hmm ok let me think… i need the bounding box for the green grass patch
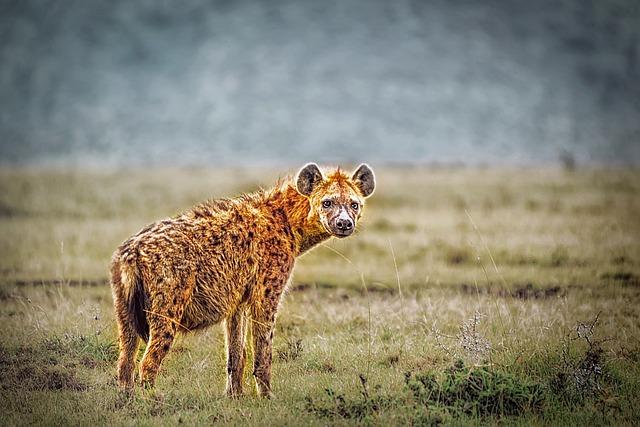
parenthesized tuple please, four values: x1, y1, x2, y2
(406, 360, 546, 417)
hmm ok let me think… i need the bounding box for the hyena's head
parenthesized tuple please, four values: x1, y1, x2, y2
(296, 163, 375, 238)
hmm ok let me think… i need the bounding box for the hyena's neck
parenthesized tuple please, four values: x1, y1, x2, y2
(268, 184, 331, 256)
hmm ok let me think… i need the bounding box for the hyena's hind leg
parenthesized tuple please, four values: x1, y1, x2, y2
(116, 316, 141, 389)
(139, 322, 176, 389)
(138, 276, 192, 388)
(111, 259, 141, 390)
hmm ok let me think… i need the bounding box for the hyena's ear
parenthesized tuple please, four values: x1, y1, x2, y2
(296, 163, 324, 196)
(351, 163, 375, 197)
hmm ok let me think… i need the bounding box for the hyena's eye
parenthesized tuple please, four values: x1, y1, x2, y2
(351, 202, 359, 211)
(322, 200, 332, 209)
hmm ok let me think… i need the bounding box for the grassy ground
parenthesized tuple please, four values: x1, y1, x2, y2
(0, 166, 639, 426)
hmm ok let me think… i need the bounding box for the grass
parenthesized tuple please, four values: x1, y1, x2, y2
(0, 166, 639, 425)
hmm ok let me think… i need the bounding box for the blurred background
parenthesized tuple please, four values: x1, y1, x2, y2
(1, 0, 639, 168)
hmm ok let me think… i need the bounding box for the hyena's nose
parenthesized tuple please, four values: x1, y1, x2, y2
(336, 218, 353, 231)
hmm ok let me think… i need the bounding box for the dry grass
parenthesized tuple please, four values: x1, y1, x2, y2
(0, 166, 639, 425)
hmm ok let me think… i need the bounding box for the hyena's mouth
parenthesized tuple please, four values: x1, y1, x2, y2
(332, 228, 354, 238)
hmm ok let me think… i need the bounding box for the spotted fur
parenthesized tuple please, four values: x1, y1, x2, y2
(110, 163, 375, 397)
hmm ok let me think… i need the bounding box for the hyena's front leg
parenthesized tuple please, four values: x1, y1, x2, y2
(250, 302, 278, 398)
(225, 308, 247, 398)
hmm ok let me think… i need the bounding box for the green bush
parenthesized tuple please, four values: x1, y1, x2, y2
(405, 360, 546, 417)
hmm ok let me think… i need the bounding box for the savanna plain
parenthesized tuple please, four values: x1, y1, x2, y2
(0, 166, 639, 426)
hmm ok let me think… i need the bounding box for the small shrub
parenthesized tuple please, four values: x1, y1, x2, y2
(550, 314, 613, 405)
(458, 312, 491, 364)
(432, 311, 492, 364)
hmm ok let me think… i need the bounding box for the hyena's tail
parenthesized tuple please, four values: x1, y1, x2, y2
(111, 251, 150, 342)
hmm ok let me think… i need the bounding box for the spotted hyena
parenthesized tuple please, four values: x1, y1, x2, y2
(110, 163, 375, 397)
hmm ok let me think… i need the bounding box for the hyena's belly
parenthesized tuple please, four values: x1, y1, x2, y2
(180, 278, 246, 332)
(181, 300, 225, 331)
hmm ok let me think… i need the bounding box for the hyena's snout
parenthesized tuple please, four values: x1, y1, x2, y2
(335, 217, 353, 234)
(332, 209, 355, 237)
